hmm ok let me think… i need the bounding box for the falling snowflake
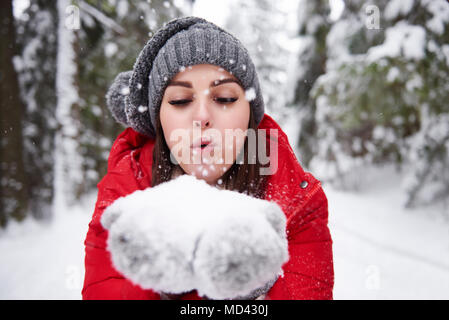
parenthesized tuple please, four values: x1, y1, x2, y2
(120, 86, 130, 95)
(138, 105, 148, 113)
(245, 87, 256, 101)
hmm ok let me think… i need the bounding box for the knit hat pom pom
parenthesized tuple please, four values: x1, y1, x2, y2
(106, 71, 133, 127)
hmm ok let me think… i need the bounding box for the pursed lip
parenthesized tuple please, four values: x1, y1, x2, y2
(191, 137, 214, 149)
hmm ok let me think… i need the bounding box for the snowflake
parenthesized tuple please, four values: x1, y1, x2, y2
(245, 87, 256, 101)
(120, 86, 130, 95)
(138, 105, 148, 113)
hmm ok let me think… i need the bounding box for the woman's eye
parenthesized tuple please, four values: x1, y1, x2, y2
(169, 99, 192, 106)
(168, 97, 238, 106)
(214, 97, 238, 104)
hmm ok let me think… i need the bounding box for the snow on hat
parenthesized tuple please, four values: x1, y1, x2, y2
(106, 16, 265, 139)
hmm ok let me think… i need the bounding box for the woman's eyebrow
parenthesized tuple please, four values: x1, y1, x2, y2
(167, 81, 192, 88)
(167, 78, 241, 88)
(211, 78, 241, 87)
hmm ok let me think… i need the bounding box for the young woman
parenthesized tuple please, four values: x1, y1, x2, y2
(82, 16, 334, 300)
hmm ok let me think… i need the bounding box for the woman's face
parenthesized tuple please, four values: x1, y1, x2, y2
(160, 64, 250, 184)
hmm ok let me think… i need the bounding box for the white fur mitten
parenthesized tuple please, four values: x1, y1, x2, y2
(101, 175, 289, 299)
(192, 188, 288, 299)
(100, 185, 199, 294)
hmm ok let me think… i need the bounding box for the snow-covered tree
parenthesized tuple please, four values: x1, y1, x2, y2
(223, 0, 296, 123)
(310, 0, 449, 207)
(0, 0, 29, 227)
(291, 0, 332, 168)
(53, 0, 84, 210)
(401, 0, 449, 207)
(14, 0, 59, 221)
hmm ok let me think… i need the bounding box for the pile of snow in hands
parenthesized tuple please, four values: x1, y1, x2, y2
(101, 175, 289, 300)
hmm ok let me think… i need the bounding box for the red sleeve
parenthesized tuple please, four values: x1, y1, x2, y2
(265, 184, 334, 300)
(81, 185, 161, 300)
(82, 129, 161, 300)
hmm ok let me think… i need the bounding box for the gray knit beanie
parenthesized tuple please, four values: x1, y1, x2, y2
(106, 16, 265, 139)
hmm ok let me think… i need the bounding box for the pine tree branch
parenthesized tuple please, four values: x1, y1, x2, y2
(78, 0, 126, 35)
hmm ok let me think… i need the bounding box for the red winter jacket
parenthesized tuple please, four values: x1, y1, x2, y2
(82, 113, 334, 300)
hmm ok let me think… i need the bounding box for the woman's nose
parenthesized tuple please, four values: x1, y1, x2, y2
(193, 94, 212, 128)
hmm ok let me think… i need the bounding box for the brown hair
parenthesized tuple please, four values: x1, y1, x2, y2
(151, 107, 268, 199)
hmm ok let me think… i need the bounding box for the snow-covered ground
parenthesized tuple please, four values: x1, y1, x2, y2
(0, 165, 448, 299)
(0, 193, 95, 300)
(326, 165, 449, 299)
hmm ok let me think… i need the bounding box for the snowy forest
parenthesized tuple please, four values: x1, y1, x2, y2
(1, 0, 448, 299)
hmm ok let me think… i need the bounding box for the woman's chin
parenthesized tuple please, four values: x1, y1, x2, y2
(180, 163, 230, 185)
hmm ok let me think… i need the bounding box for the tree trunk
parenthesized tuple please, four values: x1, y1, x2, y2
(0, 0, 29, 227)
(293, 0, 330, 169)
(53, 0, 83, 212)
(17, 0, 59, 221)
